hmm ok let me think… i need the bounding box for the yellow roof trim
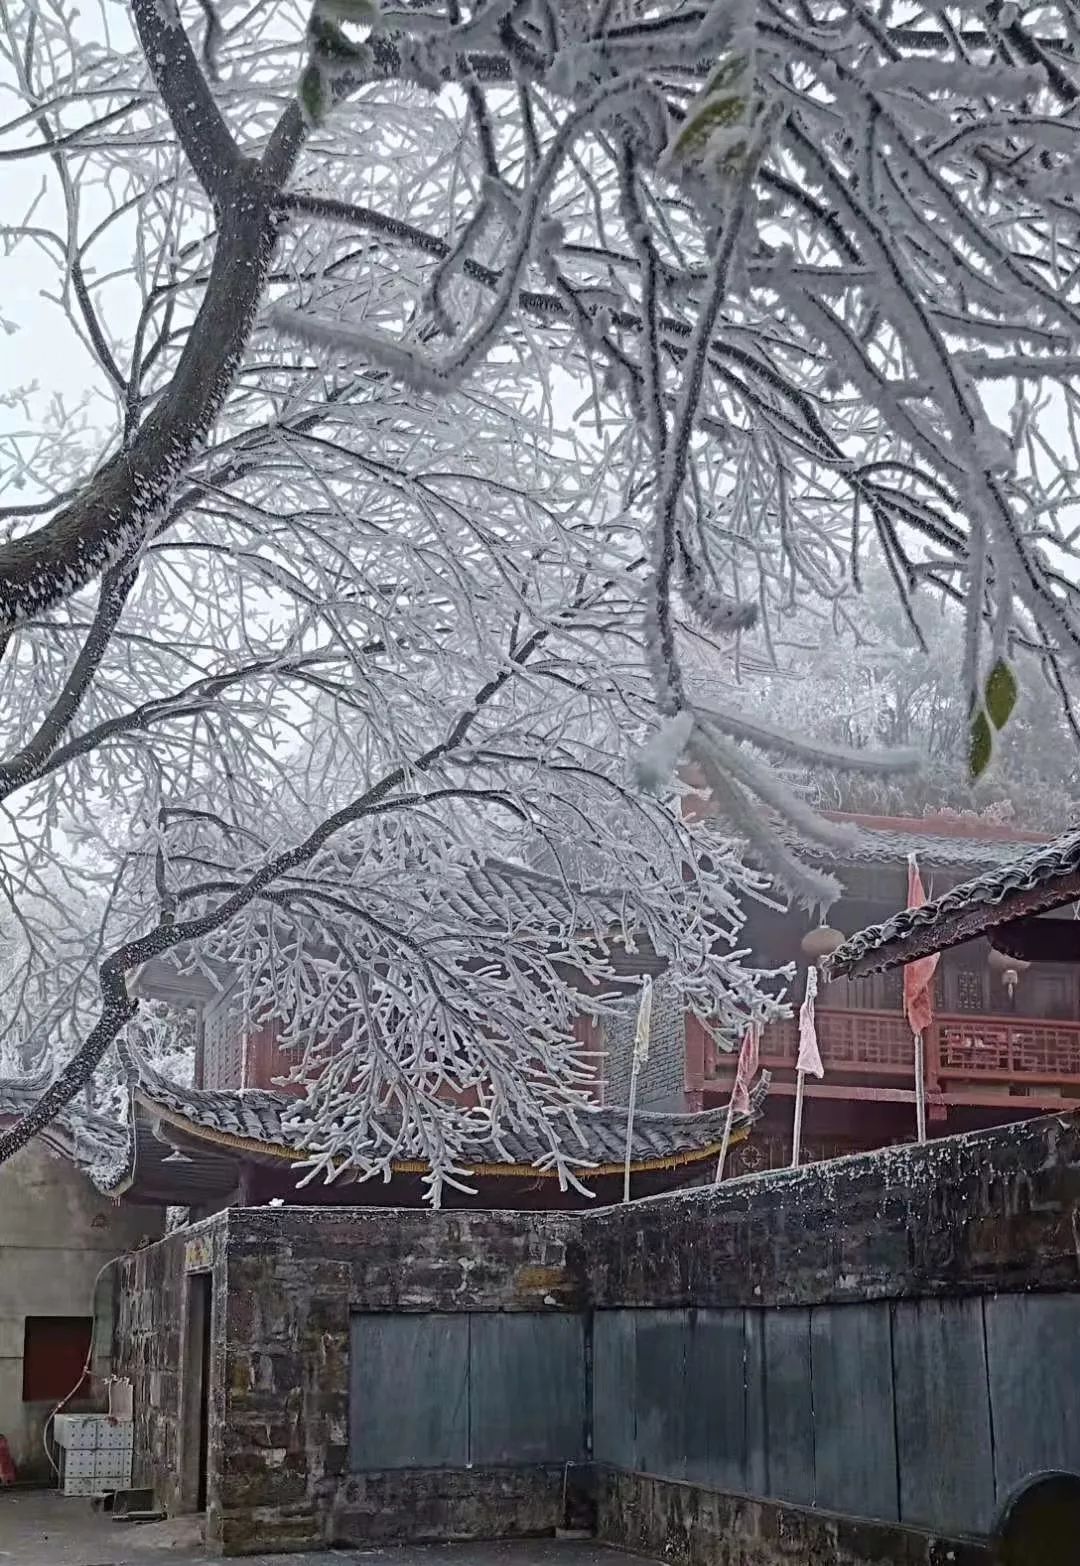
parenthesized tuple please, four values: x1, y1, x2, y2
(140, 1093, 750, 1181)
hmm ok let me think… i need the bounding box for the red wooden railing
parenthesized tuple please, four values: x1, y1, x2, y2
(705, 1007, 1080, 1089)
(936, 1016, 1080, 1085)
(759, 1009, 915, 1075)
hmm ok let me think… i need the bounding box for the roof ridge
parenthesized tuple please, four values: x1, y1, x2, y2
(828, 825, 1080, 976)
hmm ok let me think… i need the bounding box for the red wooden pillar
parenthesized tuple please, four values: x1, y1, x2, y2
(684, 1014, 708, 1113)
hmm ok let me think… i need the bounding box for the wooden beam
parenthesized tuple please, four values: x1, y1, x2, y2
(937, 1089, 1077, 1111)
(709, 1081, 925, 1104)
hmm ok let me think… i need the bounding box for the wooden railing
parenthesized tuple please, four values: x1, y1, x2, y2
(760, 1009, 915, 1074)
(706, 1007, 1080, 1088)
(936, 1016, 1080, 1085)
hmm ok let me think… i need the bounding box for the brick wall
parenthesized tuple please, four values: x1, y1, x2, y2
(584, 1116, 1080, 1565)
(585, 1111, 1080, 1310)
(596, 1471, 991, 1566)
(115, 1214, 224, 1515)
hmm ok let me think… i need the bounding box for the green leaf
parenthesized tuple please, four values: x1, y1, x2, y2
(670, 94, 750, 164)
(298, 62, 328, 127)
(668, 52, 754, 167)
(703, 52, 752, 96)
(969, 707, 993, 781)
(985, 658, 1019, 731)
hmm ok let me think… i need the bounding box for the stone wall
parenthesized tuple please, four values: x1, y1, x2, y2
(213, 1206, 582, 1553)
(327, 1467, 595, 1547)
(586, 1111, 1080, 1308)
(594, 1471, 992, 1566)
(112, 1111, 1080, 1560)
(115, 1214, 225, 1515)
(587, 1114, 1080, 1566)
(0, 1139, 160, 1479)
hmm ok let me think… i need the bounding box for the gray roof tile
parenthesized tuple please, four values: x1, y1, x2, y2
(791, 822, 1043, 872)
(133, 1055, 768, 1173)
(0, 1057, 768, 1196)
(0, 1073, 132, 1191)
(828, 827, 1080, 976)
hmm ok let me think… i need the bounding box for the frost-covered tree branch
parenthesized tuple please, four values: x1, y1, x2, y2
(4, 0, 1080, 1189)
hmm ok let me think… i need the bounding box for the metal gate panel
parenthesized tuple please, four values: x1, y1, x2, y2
(468, 1312, 586, 1465)
(892, 1297, 995, 1536)
(762, 1308, 814, 1506)
(592, 1309, 636, 1470)
(633, 1309, 688, 1480)
(744, 1309, 767, 1497)
(811, 1303, 899, 1522)
(985, 1292, 1080, 1500)
(349, 1313, 468, 1470)
(684, 1309, 747, 1492)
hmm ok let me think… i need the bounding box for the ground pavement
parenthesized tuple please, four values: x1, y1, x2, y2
(0, 1491, 654, 1566)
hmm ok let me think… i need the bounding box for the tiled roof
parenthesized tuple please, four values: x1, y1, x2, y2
(796, 818, 1043, 872)
(133, 1055, 769, 1177)
(828, 826, 1080, 977)
(0, 1056, 768, 1196)
(0, 1070, 132, 1192)
(822, 810, 1046, 845)
(444, 855, 638, 929)
(684, 786, 1043, 874)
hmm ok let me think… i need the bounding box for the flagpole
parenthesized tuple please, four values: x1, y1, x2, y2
(913, 1030, 927, 1143)
(791, 1068, 806, 1168)
(623, 976, 653, 1204)
(713, 1090, 737, 1185)
(715, 1021, 760, 1185)
(904, 853, 936, 1147)
(623, 1058, 639, 1203)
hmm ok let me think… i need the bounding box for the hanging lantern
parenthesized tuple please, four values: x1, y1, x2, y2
(801, 924, 845, 962)
(988, 944, 1030, 1000)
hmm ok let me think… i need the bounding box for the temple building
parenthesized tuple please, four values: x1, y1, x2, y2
(601, 810, 1080, 1171)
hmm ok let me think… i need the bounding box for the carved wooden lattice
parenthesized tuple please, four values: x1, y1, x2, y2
(939, 1019, 1080, 1081)
(752, 1010, 1080, 1086)
(762, 1010, 915, 1070)
(955, 970, 985, 1013)
(202, 986, 246, 1089)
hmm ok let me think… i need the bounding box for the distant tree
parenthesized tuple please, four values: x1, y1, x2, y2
(750, 557, 1080, 827)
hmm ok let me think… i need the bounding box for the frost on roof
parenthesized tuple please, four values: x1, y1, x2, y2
(828, 828, 1080, 977)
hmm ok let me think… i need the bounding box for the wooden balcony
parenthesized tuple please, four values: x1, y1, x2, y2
(701, 1007, 1080, 1110)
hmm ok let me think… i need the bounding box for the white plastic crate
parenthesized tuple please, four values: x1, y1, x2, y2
(99, 1422, 133, 1452)
(62, 1471, 99, 1498)
(59, 1449, 133, 1497)
(54, 1412, 134, 1496)
(54, 1413, 102, 1449)
(61, 1447, 96, 1479)
(61, 1473, 132, 1497)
